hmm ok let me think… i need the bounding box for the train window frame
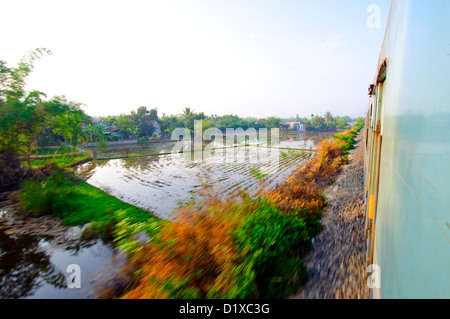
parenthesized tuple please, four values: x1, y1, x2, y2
(376, 60, 387, 136)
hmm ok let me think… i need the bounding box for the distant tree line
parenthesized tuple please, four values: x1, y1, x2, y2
(98, 109, 361, 139)
(96, 106, 159, 140)
(1, 49, 362, 166)
(290, 112, 358, 132)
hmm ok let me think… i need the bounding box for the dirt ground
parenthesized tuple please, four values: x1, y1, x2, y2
(293, 131, 370, 299)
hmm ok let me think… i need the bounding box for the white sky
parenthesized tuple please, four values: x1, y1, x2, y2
(0, 0, 391, 118)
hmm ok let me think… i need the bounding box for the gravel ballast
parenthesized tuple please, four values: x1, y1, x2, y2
(293, 131, 369, 299)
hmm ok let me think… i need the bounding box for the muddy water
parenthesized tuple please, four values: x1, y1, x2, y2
(0, 193, 122, 299)
(0, 222, 121, 299)
(75, 142, 323, 219)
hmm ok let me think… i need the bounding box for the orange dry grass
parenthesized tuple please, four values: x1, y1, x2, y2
(269, 139, 344, 215)
(121, 199, 247, 299)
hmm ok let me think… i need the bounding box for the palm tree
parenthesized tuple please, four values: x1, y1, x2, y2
(181, 107, 195, 130)
(324, 112, 332, 125)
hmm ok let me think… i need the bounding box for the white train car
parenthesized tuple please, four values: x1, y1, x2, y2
(364, 0, 450, 298)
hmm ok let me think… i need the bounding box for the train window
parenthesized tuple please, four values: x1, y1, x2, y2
(377, 60, 387, 83)
(376, 82, 384, 135)
(376, 60, 387, 135)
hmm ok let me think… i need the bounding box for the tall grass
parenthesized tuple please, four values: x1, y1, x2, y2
(112, 192, 317, 299)
(18, 164, 156, 240)
(104, 127, 361, 299)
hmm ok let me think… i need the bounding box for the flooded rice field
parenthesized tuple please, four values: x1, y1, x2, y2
(75, 147, 314, 219)
(75, 133, 334, 219)
(95, 141, 177, 158)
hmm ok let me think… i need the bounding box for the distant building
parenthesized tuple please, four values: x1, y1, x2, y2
(106, 126, 121, 138)
(280, 121, 307, 132)
(92, 120, 107, 127)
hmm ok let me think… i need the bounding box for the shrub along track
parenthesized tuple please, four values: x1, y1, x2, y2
(293, 131, 369, 299)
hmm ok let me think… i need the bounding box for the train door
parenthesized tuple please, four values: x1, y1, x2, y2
(365, 61, 386, 268)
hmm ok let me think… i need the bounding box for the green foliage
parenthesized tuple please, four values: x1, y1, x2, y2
(0, 50, 89, 168)
(114, 212, 165, 256)
(262, 256, 307, 298)
(232, 197, 317, 298)
(96, 138, 108, 151)
(355, 117, 365, 128)
(116, 115, 137, 139)
(19, 166, 79, 216)
(111, 193, 320, 299)
(45, 95, 88, 148)
(132, 106, 156, 137)
(332, 133, 356, 152)
(82, 219, 116, 241)
(19, 169, 155, 237)
(206, 260, 256, 299)
(22, 155, 87, 168)
(249, 167, 268, 180)
(281, 150, 305, 159)
(160, 277, 203, 299)
(342, 155, 349, 164)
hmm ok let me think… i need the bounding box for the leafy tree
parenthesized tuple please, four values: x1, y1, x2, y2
(0, 49, 56, 167)
(310, 115, 325, 130)
(117, 115, 137, 139)
(45, 96, 88, 149)
(355, 117, 365, 127)
(324, 112, 332, 125)
(181, 107, 195, 131)
(132, 106, 155, 137)
(159, 114, 183, 137)
(107, 117, 118, 127)
(149, 108, 158, 121)
(0, 49, 91, 170)
(335, 116, 349, 130)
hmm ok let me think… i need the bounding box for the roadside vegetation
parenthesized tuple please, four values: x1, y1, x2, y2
(98, 125, 362, 299)
(18, 163, 158, 241)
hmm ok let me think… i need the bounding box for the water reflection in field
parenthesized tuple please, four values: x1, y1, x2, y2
(278, 132, 335, 150)
(77, 133, 334, 219)
(76, 147, 313, 219)
(0, 224, 119, 299)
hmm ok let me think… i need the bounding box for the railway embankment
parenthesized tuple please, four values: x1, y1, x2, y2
(293, 131, 369, 299)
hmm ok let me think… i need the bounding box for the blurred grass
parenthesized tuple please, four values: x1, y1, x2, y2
(21, 155, 89, 167)
(18, 166, 156, 240)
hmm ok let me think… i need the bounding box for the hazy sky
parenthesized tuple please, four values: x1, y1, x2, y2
(1, 0, 391, 118)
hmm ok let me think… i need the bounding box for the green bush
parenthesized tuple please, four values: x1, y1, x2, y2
(262, 256, 307, 298)
(19, 169, 155, 238)
(232, 197, 318, 298)
(19, 167, 80, 216)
